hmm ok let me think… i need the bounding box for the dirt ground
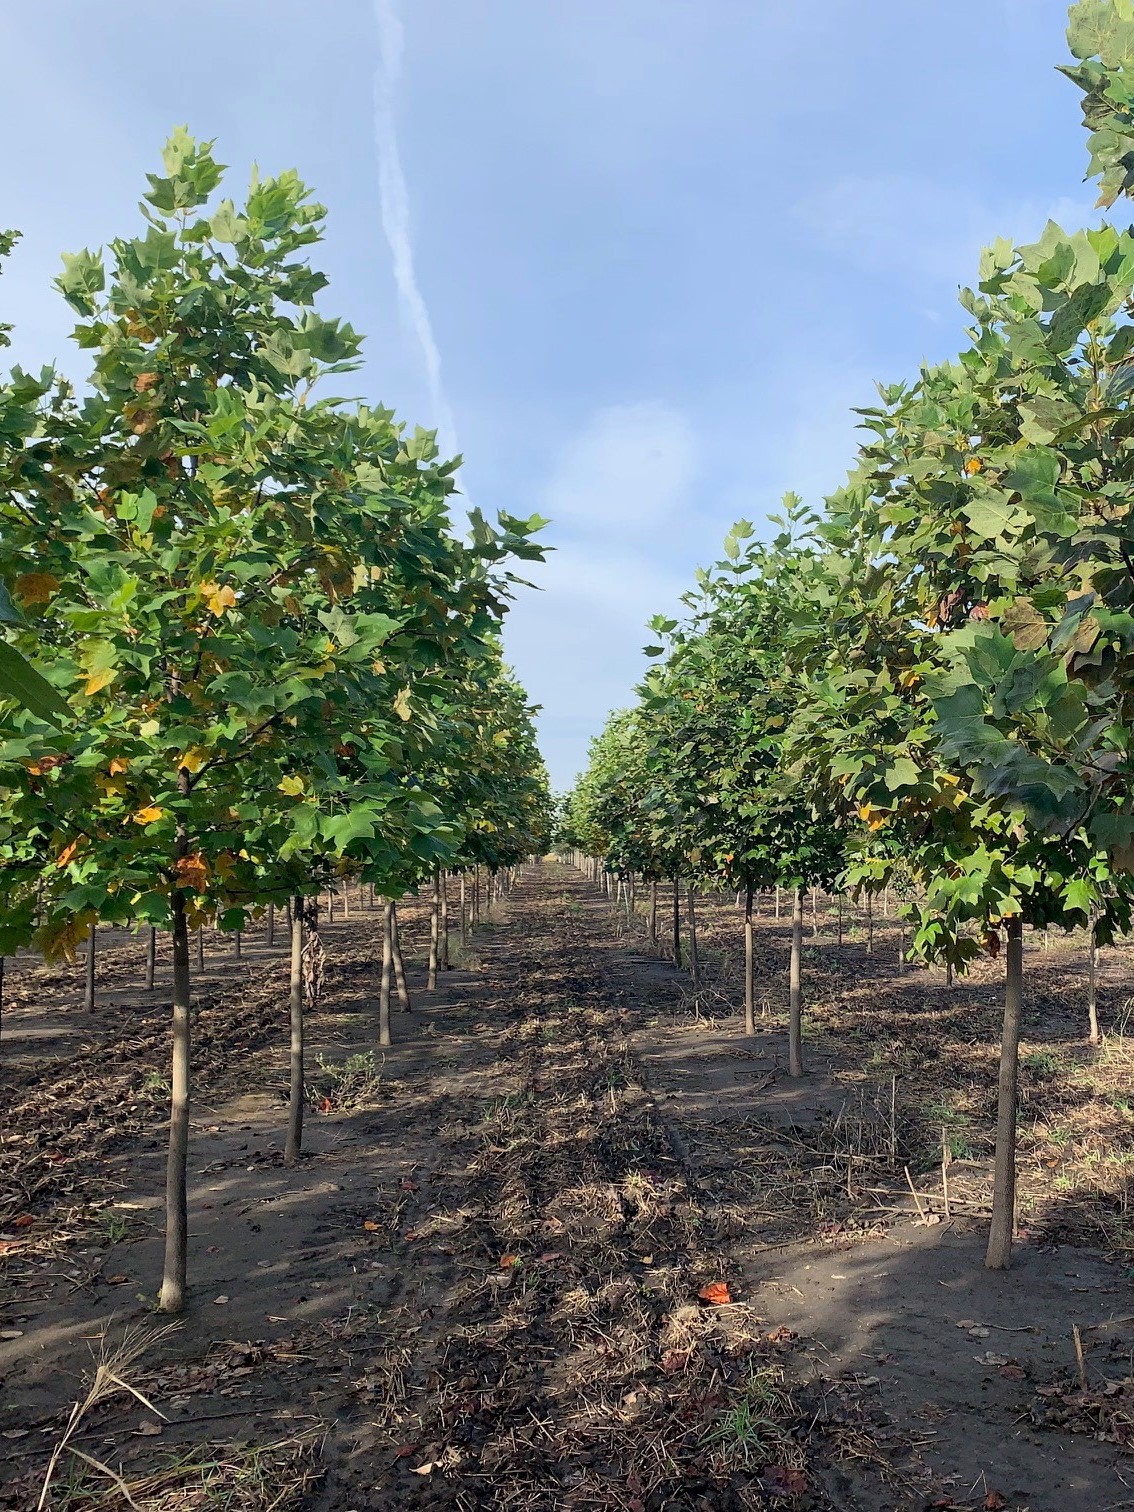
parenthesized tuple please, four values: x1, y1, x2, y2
(1, 866, 1132, 1510)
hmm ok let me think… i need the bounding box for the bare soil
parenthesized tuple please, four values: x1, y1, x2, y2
(1, 867, 1132, 1510)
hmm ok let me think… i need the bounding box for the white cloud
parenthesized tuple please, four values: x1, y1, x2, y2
(795, 173, 1097, 291)
(539, 400, 697, 537)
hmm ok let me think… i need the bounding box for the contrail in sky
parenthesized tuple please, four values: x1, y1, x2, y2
(372, 0, 459, 460)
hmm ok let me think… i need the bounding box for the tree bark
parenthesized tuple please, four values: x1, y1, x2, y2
(83, 923, 96, 1012)
(986, 917, 1024, 1270)
(441, 872, 450, 969)
(391, 903, 412, 1011)
(427, 868, 440, 990)
(379, 898, 393, 1047)
(285, 895, 304, 1165)
(789, 887, 804, 1078)
(672, 876, 682, 968)
(233, 929, 241, 960)
(145, 926, 157, 992)
(267, 901, 276, 948)
(159, 887, 192, 1313)
(744, 881, 755, 1036)
(648, 881, 658, 944)
(687, 885, 701, 988)
(1088, 919, 1100, 1046)
(196, 927, 204, 973)
(460, 872, 468, 947)
(866, 892, 874, 954)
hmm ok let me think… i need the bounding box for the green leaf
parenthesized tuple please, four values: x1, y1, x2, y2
(0, 641, 71, 726)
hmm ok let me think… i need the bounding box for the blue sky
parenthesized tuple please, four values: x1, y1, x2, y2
(0, 1, 1095, 787)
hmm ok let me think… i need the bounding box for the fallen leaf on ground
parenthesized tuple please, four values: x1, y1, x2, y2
(411, 1462, 434, 1476)
(759, 1465, 807, 1497)
(213, 1294, 230, 1305)
(499, 1254, 519, 1268)
(363, 1221, 380, 1232)
(983, 1495, 1008, 1512)
(104, 1274, 129, 1285)
(134, 1421, 163, 1437)
(999, 1364, 1027, 1380)
(698, 1281, 731, 1305)
(11, 1215, 34, 1230)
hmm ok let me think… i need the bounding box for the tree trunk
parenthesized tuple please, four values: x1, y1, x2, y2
(744, 881, 755, 1036)
(672, 876, 682, 968)
(159, 888, 192, 1313)
(379, 898, 393, 1046)
(866, 893, 874, 954)
(811, 886, 818, 937)
(196, 927, 204, 973)
(986, 917, 1024, 1270)
(391, 903, 412, 1011)
(837, 897, 843, 948)
(427, 867, 440, 991)
(267, 901, 276, 948)
(441, 872, 450, 969)
(145, 926, 157, 992)
(648, 881, 658, 944)
(285, 896, 304, 1165)
(775, 884, 781, 921)
(687, 885, 701, 988)
(1088, 918, 1100, 1046)
(460, 873, 468, 947)
(233, 929, 241, 960)
(789, 887, 804, 1078)
(83, 924, 96, 1012)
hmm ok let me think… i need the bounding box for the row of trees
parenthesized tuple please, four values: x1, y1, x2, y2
(0, 132, 551, 1310)
(561, 0, 1134, 1270)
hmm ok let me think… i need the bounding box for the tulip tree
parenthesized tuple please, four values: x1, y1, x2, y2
(0, 133, 543, 1310)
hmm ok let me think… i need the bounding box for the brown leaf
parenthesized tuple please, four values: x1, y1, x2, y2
(759, 1464, 808, 1497)
(104, 1274, 129, 1285)
(982, 1495, 1008, 1512)
(499, 1254, 519, 1269)
(999, 1364, 1026, 1381)
(134, 1421, 163, 1437)
(11, 1215, 35, 1230)
(698, 1281, 731, 1305)
(363, 1221, 380, 1232)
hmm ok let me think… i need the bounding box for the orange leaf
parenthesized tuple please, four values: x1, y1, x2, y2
(173, 854, 209, 892)
(56, 839, 81, 869)
(698, 1281, 731, 1305)
(108, 757, 129, 775)
(12, 1215, 35, 1230)
(132, 805, 164, 826)
(363, 1220, 380, 1232)
(499, 1253, 519, 1268)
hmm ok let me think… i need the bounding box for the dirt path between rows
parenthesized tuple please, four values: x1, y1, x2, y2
(1, 865, 1131, 1510)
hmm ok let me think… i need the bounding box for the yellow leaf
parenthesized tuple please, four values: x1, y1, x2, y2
(108, 757, 129, 775)
(15, 573, 60, 606)
(177, 747, 209, 773)
(278, 774, 306, 796)
(132, 805, 164, 825)
(200, 581, 237, 616)
(84, 667, 116, 696)
(393, 687, 412, 722)
(964, 457, 983, 475)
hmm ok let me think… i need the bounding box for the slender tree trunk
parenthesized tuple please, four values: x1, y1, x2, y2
(83, 924, 96, 1012)
(775, 885, 781, 921)
(159, 887, 192, 1313)
(145, 926, 157, 992)
(866, 892, 874, 954)
(196, 927, 204, 973)
(1088, 918, 1100, 1046)
(687, 885, 701, 988)
(460, 873, 468, 947)
(267, 901, 276, 948)
(648, 881, 658, 944)
(285, 896, 304, 1165)
(0, 956, 5, 1052)
(473, 866, 481, 926)
(836, 896, 843, 948)
(233, 929, 242, 960)
(672, 876, 682, 968)
(811, 887, 818, 937)
(441, 872, 450, 969)
(744, 881, 755, 1036)
(341, 886, 349, 919)
(986, 917, 1024, 1269)
(789, 887, 804, 1078)
(427, 867, 440, 990)
(327, 888, 334, 924)
(379, 898, 393, 1046)
(391, 903, 412, 1011)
